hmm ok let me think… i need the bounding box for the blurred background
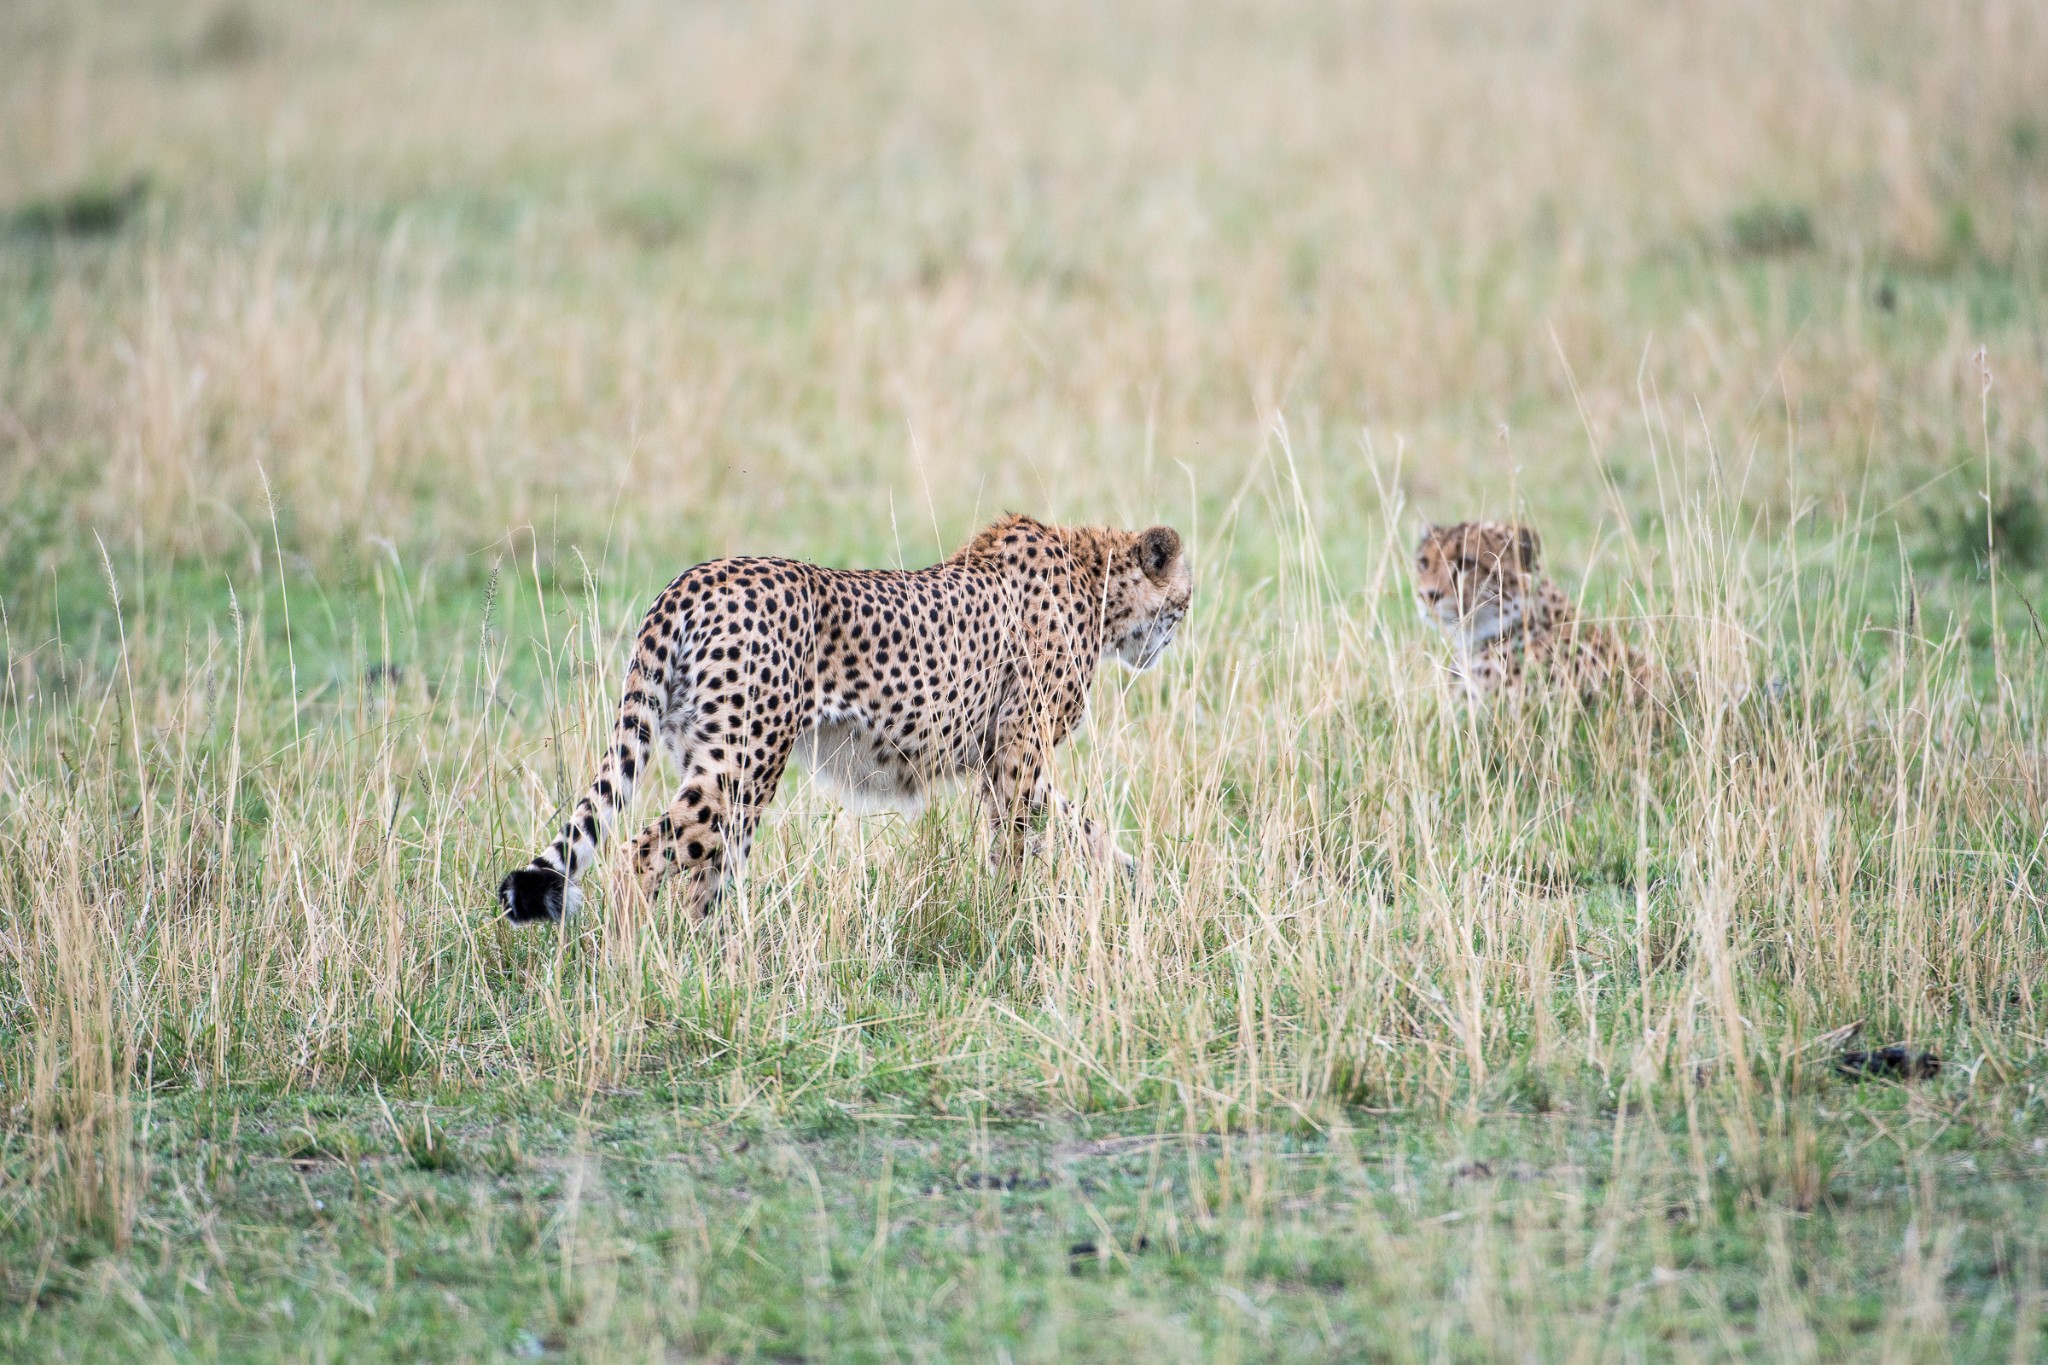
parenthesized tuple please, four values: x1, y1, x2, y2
(3, 0, 2044, 599)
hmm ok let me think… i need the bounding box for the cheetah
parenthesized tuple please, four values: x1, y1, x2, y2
(1412, 520, 1659, 702)
(498, 514, 1191, 923)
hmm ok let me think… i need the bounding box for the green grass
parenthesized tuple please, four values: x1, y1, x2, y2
(8, 1075, 2045, 1362)
(3, 536, 2044, 1360)
(4, 0, 2048, 1358)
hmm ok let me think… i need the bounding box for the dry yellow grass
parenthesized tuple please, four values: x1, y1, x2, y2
(5, 0, 2044, 567)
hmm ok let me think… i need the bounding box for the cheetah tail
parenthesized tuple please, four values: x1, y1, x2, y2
(499, 647, 669, 922)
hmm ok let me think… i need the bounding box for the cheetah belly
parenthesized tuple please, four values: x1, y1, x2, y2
(791, 720, 948, 817)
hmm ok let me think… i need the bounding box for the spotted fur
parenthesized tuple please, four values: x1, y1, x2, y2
(499, 514, 1191, 922)
(1412, 521, 1658, 702)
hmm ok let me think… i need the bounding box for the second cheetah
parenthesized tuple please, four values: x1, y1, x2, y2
(1412, 520, 1659, 702)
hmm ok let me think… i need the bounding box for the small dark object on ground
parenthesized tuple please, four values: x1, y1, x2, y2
(1836, 1045, 1941, 1082)
(364, 662, 404, 689)
(196, 3, 263, 66)
(1069, 1236, 1149, 1261)
(10, 177, 149, 237)
(1916, 480, 2048, 576)
(1874, 281, 1897, 311)
(1724, 200, 1815, 257)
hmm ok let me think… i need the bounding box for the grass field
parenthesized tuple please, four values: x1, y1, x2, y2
(4, 0, 2048, 1359)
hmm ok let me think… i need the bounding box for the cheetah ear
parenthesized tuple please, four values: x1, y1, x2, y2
(1138, 525, 1182, 581)
(1514, 525, 1541, 572)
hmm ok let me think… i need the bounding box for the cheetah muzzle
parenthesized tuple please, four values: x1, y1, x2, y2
(499, 514, 1191, 922)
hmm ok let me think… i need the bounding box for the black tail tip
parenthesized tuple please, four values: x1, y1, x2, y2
(499, 866, 568, 923)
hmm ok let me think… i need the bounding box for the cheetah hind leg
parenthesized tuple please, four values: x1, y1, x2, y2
(626, 747, 791, 921)
(626, 774, 735, 921)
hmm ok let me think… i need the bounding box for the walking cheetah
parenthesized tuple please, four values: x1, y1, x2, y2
(499, 514, 1191, 923)
(1412, 521, 1659, 702)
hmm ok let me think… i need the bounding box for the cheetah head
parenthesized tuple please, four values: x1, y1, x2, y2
(1102, 525, 1191, 670)
(1413, 521, 1540, 647)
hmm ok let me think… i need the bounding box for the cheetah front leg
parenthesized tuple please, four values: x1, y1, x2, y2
(981, 742, 1139, 892)
(1043, 788, 1140, 891)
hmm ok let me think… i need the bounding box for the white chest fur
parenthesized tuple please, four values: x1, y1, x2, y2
(791, 720, 951, 816)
